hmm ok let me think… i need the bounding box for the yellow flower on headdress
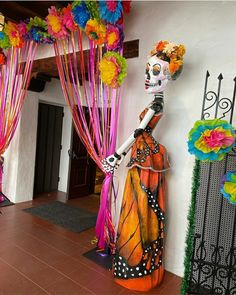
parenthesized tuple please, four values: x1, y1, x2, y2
(176, 44, 186, 57)
(163, 42, 177, 55)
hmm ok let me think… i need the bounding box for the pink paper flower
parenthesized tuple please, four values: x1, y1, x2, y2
(62, 4, 77, 32)
(46, 6, 68, 40)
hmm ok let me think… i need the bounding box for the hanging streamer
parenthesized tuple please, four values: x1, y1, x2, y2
(0, 41, 38, 201)
(54, 32, 122, 252)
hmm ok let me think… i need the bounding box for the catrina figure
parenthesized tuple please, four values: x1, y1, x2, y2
(102, 41, 185, 292)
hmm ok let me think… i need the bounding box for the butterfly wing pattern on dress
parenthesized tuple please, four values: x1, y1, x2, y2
(114, 109, 169, 292)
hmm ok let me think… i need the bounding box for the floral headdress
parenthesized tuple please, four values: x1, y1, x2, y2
(150, 41, 186, 75)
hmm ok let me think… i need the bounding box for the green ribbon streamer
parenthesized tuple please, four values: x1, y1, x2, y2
(181, 159, 201, 295)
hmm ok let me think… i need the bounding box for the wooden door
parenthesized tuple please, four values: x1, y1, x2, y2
(34, 103, 64, 196)
(68, 116, 96, 199)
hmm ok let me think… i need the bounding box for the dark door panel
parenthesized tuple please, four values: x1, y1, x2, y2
(68, 109, 96, 199)
(34, 103, 63, 196)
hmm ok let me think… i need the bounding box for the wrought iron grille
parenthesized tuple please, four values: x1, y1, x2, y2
(187, 72, 236, 295)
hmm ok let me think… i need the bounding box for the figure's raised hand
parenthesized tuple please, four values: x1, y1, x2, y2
(101, 154, 124, 174)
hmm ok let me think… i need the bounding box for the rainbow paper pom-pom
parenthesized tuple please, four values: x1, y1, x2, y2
(25, 17, 54, 44)
(72, 1, 90, 30)
(98, 0, 123, 24)
(99, 51, 127, 88)
(106, 24, 124, 51)
(46, 6, 68, 39)
(221, 171, 236, 205)
(0, 32, 10, 49)
(4, 21, 24, 48)
(188, 119, 235, 161)
(62, 4, 77, 32)
(85, 19, 106, 45)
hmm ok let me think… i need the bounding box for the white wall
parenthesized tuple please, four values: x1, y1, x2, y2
(3, 79, 72, 203)
(113, 1, 236, 277)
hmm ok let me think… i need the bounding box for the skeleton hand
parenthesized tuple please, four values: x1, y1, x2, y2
(101, 153, 125, 174)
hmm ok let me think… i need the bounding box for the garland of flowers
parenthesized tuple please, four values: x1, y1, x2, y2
(181, 159, 201, 295)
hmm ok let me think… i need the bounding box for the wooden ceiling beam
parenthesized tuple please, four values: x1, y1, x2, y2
(0, 2, 42, 22)
(32, 39, 139, 79)
(0, 1, 72, 23)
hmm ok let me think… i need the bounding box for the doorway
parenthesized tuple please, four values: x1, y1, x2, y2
(33, 103, 64, 197)
(67, 124, 97, 199)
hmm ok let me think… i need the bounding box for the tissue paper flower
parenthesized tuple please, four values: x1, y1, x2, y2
(98, 1, 123, 24)
(221, 171, 236, 205)
(99, 51, 127, 88)
(188, 119, 235, 161)
(46, 6, 68, 39)
(85, 19, 106, 45)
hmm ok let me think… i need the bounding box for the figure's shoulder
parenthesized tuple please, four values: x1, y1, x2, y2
(150, 100, 163, 114)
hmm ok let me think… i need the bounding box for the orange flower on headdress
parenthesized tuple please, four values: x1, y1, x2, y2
(156, 41, 168, 52)
(169, 58, 183, 74)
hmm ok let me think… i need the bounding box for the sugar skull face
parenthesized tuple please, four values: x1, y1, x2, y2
(145, 55, 171, 94)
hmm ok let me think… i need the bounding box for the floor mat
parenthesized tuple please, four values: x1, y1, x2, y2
(23, 201, 97, 233)
(0, 193, 14, 207)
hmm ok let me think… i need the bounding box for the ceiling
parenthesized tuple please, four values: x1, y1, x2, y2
(0, 1, 70, 22)
(0, 2, 139, 90)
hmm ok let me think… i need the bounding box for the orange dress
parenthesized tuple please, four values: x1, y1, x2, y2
(114, 109, 169, 292)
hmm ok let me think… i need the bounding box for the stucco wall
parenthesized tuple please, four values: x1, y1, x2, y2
(3, 80, 72, 203)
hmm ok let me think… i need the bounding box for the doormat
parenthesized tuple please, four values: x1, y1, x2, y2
(83, 248, 113, 270)
(23, 201, 97, 233)
(0, 193, 14, 208)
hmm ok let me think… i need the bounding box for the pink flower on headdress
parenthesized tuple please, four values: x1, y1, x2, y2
(46, 6, 68, 39)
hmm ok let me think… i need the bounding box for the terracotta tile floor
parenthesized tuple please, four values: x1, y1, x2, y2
(0, 192, 182, 295)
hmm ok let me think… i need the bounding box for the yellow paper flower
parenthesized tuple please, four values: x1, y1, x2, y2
(99, 59, 118, 88)
(47, 15, 61, 33)
(99, 52, 127, 88)
(163, 42, 177, 54)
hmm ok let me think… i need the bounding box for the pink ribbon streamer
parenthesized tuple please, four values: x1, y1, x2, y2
(54, 31, 122, 252)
